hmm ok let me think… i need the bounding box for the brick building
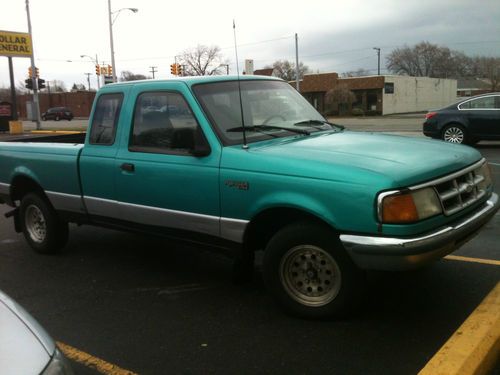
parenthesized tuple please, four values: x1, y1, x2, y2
(15, 91, 96, 119)
(294, 73, 457, 115)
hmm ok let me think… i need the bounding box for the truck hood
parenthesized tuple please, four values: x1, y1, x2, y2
(223, 131, 482, 188)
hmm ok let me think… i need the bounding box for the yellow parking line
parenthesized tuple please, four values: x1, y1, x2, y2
(57, 342, 138, 375)
(445, 255, 500, 266)
(418, 282, 500, 375)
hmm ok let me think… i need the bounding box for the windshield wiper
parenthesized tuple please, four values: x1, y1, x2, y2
(227, 125, 310, 135)
(294, 119, 345, 130)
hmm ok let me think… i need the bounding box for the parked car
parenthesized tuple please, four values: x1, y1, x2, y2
(0, 290, 73, 374)
(41, 107, 73, 121)
(423, 92, 500, 144)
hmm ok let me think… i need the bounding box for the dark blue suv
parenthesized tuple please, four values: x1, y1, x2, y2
(41, 107, 74, 121)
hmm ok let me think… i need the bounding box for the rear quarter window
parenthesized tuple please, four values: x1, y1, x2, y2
(89, 93, 124, 145)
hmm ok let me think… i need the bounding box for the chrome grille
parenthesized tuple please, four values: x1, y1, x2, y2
(434, 164, 487, 216)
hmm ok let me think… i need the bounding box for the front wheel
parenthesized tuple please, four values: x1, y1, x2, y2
(19, 193, 69, 254)
(262, 222, 364, 319)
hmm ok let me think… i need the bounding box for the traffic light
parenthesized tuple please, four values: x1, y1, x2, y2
(25, 78, 33, 90)
(37, 78, 46, 89)
(95, 64, 101, 76)
(28, 66, 32, 77)
(100, 65, 108, 75)
(35, 67, 39, 78)
(177, 64, 183, 76)
(107, 65, 113, 76)
(170, 63, 178, 75)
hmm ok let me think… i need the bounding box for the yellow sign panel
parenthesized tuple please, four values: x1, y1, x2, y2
(0, 30, 32, 57)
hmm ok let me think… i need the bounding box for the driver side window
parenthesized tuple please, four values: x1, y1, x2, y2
(129, 91, 208, 155)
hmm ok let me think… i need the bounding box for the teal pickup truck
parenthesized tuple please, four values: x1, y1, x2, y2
(0, 76, 498, 318)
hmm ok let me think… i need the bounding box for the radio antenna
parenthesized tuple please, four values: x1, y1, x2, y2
(233, 19, 248, 149)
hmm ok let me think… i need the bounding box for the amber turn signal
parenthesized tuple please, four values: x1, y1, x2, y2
(382, 193, 419, 223)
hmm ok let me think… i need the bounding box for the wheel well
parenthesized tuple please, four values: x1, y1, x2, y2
(442, 122, 466, 134)
(10, 175, 45, 202)
(243, 208, 334, 253)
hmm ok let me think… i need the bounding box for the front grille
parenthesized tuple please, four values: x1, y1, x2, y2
(434, 164, 487, 216)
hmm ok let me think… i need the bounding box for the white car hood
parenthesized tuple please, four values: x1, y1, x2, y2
(0, 291, 53, 375)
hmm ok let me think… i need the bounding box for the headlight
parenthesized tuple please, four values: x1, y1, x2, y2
(379, 187, 442, 223)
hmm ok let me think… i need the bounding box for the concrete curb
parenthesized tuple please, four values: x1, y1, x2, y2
(418, 281, 500, 375)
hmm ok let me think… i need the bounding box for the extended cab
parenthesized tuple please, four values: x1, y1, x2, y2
(0, 76, 498, 318)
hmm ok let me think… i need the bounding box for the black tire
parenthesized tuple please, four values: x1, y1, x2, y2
(41, 116, 46, 121)
(55, 115, 60, 121)
(19, 193, 69, 254)
(262, 222, 364, 319)
(442, 124, 468, 144)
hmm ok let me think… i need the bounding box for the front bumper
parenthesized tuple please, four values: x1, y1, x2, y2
(340, 193, 499, 270)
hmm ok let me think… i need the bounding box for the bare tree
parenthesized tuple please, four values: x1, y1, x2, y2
(265, 60, 309, 81)
(71, 83, 86, 91)
(16, 81, 29, 94)
(341, 68, 371, 78)
(120, 71, 149, 81)
(178, 45, 228, 76)
(386, 41, 472, 78)
(471, 56, 500, 90)
(50, 80, 67, 92)
(325, 84, 356, 115)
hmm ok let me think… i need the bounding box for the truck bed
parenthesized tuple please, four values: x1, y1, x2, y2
(5, 132, 86, 144)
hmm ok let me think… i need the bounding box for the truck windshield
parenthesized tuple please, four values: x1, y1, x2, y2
(193, 80, 331, 146)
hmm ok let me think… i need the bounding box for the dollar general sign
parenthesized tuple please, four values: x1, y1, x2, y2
(0, 30, 32, 57)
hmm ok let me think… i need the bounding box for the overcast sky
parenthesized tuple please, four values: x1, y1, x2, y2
(1, 0, 499, 90)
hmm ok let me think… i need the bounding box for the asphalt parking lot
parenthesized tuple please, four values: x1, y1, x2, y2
(0, 119, 498, 374)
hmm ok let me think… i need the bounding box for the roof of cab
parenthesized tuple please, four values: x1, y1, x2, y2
(98, 74, 283, 91)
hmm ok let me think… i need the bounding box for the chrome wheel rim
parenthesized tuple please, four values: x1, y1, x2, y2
(279, 245, 341, 307)
(443, 127, 464, 143)
(25, 205, 46, 243)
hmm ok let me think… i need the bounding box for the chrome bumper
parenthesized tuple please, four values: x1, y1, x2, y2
(340, 193, 499, 271)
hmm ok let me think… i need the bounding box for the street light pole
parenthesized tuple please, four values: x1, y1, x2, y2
(373, 47, 381, 76)
(81, 54, 100, 88)
(108, 3, 138, 83)
(107, 0, 116, 83)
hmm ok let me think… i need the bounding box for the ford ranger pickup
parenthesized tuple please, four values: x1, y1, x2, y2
(0, 76, 498, 318)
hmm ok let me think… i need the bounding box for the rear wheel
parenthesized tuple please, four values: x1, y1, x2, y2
(19, 193, 68, 254)
(55, 115, 60, 121)
(442, 124, 467, 144)
(262, 222, 364, 319)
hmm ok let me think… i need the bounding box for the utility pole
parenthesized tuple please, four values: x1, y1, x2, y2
(149, 66, 157, 79)
(295, 33, 300, 92)
(8, 57, 18, 121)
(373, 47, 381, 76)
(25, 0, 41, 129)
(84, 73, 91, 91)
(108, 0, 117, 83)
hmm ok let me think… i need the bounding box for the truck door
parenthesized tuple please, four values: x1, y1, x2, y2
(80, 92, 125, 218)
(114, 85, 221, 238)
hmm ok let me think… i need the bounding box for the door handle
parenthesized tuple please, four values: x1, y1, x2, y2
(120, 163, 135, 172)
